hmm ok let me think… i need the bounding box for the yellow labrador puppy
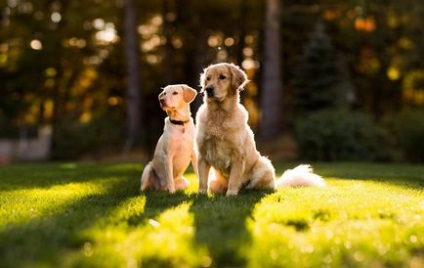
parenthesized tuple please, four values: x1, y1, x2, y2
(196, 63, 325, 196)
(141, 84, 198, 193)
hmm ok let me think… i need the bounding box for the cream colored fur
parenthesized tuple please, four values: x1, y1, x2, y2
(195, 63, 325, 196)
(141, 84, 198, 193)
(277, 164, 326, 187)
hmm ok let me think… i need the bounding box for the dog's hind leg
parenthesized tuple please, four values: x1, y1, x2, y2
(208, 169, 228, 194)
(141, 163, 167, 191)
(141, 162, 154, 191)
(246, 157, 276, 190)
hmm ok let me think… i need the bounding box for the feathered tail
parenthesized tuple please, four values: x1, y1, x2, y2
(275, 164, 326, 188)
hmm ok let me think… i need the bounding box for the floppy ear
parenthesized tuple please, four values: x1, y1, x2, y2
(158, 88, 165, 100)
(181, 85, 198, 103)
(230, 64, 249, 91)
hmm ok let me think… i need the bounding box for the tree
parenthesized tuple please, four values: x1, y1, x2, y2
(291, 22, 350, 114)
(122, 0, 141, 152)
(259, 0, 283, 140)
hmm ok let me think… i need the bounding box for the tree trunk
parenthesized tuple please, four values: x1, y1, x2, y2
(259, 0, 283, 140)
(163, 0, 174, 84)
(123, 0, 141, 152)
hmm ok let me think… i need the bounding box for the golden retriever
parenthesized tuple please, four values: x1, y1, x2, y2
(141, 84, 198, 193)
(195, 63, 325, 196)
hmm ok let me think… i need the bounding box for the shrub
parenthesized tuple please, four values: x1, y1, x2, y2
(294, 110, 392, 161)
(291, 22, 351, 114)
(51, 113, 124, 160)
(384, 109, 424, 163)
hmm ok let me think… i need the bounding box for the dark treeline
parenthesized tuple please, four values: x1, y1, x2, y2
(1, 0, 424, 162)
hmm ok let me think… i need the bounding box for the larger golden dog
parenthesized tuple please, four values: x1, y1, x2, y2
(195, 63, 325, 196)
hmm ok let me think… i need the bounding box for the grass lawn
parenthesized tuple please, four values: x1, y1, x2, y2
(1, 162, 424, 267)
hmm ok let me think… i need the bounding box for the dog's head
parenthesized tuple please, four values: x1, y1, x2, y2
(158, 84, 197, 111)
(199, 63, 249, 101)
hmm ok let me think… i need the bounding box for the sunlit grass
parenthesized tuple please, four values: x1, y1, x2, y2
(0, 162, 423, 267)
(245, 182, 424, 267)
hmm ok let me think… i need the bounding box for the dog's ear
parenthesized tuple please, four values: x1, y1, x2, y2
(181, 85, 198, 103)
(158, 88, 165, 100)
(230, 64, 249, 91)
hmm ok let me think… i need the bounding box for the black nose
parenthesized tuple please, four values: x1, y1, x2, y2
(205, 86, 214, 97)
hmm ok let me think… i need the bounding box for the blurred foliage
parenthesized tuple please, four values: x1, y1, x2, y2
(2, 0, 424, 160)
(384, 109, 424, 163)
(294, 110, 393, 161)
(51, 111, 124, 160)
(291, 21, 352, 114)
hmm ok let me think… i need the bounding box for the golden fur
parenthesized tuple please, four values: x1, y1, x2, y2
(196, 63, 276, 196)
(195, 63, 325, 196)
(141, 84, 198, 193)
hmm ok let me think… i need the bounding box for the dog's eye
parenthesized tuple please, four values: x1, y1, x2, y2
(172, 91, 178, 95)
(206, 76, 211, 81)
(219, 74, 227, 80)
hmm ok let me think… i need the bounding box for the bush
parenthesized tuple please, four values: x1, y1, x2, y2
(291, 22, 351, 114)
(294, 110, 392, 161)
(51, 113, 124, 160)
(0, 117, 19, 138)
(384, 109, 424, 163)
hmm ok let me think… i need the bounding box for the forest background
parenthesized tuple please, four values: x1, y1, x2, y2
(2, 0, 424, 163)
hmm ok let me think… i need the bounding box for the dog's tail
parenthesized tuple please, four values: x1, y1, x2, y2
(275, 164, 326, 188)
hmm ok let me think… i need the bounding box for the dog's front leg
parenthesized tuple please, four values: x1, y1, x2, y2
(226, 162, 245, 196)
(198, 157, 210, 194)
(163, 157, 175, 193)
(191, 152, 198, 177)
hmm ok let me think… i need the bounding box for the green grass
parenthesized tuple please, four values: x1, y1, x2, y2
(1, 162, 424, 267)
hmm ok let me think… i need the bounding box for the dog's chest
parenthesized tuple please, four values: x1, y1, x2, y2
(205, 125, 224, 137)
(171, 125, 194, 146)
(202, 137, 233, 173)
(202, 114, 234, 139)
(163, 122, 195, 156)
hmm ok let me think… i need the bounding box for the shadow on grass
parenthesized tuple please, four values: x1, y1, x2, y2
(189, 190, 271, 267)
(311, 162, 424, 188)
(129, 190, 192, 225)
(0, 166, 140, 268)
(0, 162, 142, 191)
(2, 161, 424, 267)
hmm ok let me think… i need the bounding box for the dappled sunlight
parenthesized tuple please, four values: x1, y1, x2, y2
(1, 163, 424, 267)
(59, 162, 78, 170)
(0, 162, 140, 267)
(0, 179, 120, 228)
(244, 180, 424, 267)
(69, 201, 211, 267)
(185, 172, 200, 194)
(0, 162, 141, 191)
(102, 162, 142, 173)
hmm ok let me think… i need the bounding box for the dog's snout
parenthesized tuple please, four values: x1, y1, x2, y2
(205, 86, 215, 98)
(159, 98, 166, 107)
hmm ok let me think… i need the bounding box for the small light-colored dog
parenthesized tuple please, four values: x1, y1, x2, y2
(141, 84, 198, 193)
(195, 63, 325, 196)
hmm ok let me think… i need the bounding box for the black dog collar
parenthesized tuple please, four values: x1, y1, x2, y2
(169, 119, 189, 126)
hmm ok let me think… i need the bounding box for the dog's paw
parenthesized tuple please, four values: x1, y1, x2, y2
(198, 188, 208, 194)
(226, 189, 239, 196)
(175, 177, 190, 190)
(168, 186, 176, 194)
